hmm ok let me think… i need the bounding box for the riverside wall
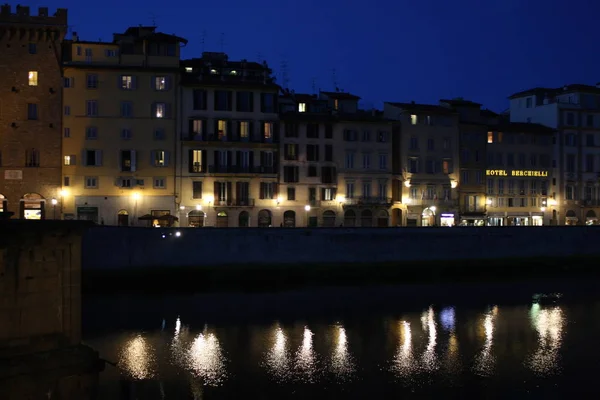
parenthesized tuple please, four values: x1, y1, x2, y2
(82, 226, 600, 270)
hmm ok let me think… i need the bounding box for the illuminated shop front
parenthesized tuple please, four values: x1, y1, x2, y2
(20, 193, 45, 220)
(440, 213, 455, 227)
(486, 212, 545, 226)
(585, 210, 598, 226)
(459, 212, 487, 226)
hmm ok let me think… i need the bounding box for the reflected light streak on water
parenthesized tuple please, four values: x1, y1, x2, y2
(119, 334, 156, 380)
(295, 326, 318, 382)
(474, 307, 496, 376)
(330, 325, 355, 380)
(391, 321, 416, 378)
(527, 305, 565, 376)
(264, 325, 292, 381)
(440, 307, 456, 332)
(186, 331, 228, 386)
(421, 307, 438, 371)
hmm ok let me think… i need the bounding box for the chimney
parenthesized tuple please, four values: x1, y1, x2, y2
(0, 4, 10, 16)
(16, 5, 30, 16)
(72, 31, 79, 41)
(411, 100, 415, 104)
(38, 7, 48, 16)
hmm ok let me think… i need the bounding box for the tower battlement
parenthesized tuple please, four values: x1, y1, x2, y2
(0, 4, 67, 26)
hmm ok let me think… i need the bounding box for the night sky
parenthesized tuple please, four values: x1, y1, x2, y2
(40, 0, 599, 112)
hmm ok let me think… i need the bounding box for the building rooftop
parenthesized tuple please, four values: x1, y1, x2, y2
(490, 122, 555, 135)
(508, 84, 600, 99)
(0, 4, 67, 25)
(320, 91, 361, 100)
(386, 102, 457, 115)
(439, 98, 482, 107)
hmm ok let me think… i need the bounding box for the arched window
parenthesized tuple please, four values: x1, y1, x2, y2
(360, 209, 373, 227)
(21, 193, 45, 220)
(238, 211, 250, 227)
(322, 210, 336, 227)
(344, 210, 356, 227)
(258, 209, 272, 227)
(392, 208, 402, 227)
(377, 209, 389, 227)
(283, 210, 296, 227)
(216, 211, 229, 228)
(117, 210, 129, 226)
(188, 210, 205, 227)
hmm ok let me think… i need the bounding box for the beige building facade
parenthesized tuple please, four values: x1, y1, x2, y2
(485, 123, 555, 226)
(177, 52, 280, 227)
(61, 27, 186, 226)
(278, 91, 394, 227)
(384, 102, 461, 227)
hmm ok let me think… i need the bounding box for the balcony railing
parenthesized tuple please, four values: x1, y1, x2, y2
(343, 196, 393, 206)
(404, 198, 457, 206)
(182, 133, 276, 144)
(213, 198, 256, 207)
(207, 165, 277, 174)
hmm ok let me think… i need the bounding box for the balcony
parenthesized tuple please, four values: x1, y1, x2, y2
(404, 198, 458, 207)
(343, 196, 393, 206)
(207, 165, 277, 174)
(181, 132, 276, 144)
(213, 198, 255, 207)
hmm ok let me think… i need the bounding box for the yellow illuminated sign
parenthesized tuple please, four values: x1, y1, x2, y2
(485, 169, 548, 177)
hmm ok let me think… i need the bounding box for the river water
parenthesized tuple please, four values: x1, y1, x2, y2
(84, 281, 600, 399)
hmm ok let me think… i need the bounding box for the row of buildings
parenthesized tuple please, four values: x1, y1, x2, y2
(0, 5, 597, 227)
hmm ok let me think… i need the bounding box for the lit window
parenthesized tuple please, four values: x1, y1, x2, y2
(487, 131, 494, 143)
(185, 67, 193, 73)
(210, 69, 218, 75)
(410, 114, 417, 125)
(217, 120, 227, 139)
(298, 102, 306, 112)
(264, 122, 273, 139)
(155, 103, 165, 118)
(28, 71, 38, 86)
(64, 155, 72, 165)
(155, 76, 167, 91)
(334, 99, 339, 110)
(154, 151, 166, 167)
(240, 121, 249, 138)
(121, 75, 133, 89)
(230, 70, 237, 75)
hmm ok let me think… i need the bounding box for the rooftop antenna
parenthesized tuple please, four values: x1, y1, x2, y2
(280, 56, 290, 89)
(332, 68, 339, 92)
(200, 30, 207, 53)
(149, 13, 157, 27)
(219, 33, 225, 52)
(311, 78, 317, 94)
(257, 52, 263, 62)
(67, 24, 76, 35)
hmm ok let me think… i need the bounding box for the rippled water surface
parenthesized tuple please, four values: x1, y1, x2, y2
(84, 282, 600, 399)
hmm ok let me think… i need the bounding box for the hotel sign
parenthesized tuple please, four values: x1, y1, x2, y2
(486, 169, 548, 177)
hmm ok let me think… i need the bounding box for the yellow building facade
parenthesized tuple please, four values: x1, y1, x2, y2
(61, 28, 186, 226)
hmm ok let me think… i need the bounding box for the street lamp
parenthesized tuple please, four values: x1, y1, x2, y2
(51, 198, 58, 219)
(304, 205, 311, 227)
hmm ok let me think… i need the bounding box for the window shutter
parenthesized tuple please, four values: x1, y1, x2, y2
(249, 151, 254, 169)
(260, 151, 266, 166)
(165, 103, 172, 119)
(202, 90, 207, 110)
(226, 150, 233, 167)
(131, 150, 137, 172)
(95, 150, 102, 166)
(332, 187, 337, 198)
(226, 120, 232, 138)
(117, 75, 122, 88)
(315, 145, 320, 161)
(166, 75, 171, 90)
(260, 121, 265, 142)
(259, 182, 265, 199)
(213, 182, 219, 201)
(150, 150, 156, 167)
(214, 150, 219, 168)
(81, 150, 87, 166)
(235, 92, 241, 112)
(188, 119, 194, 138)
(151, 103, 156, 118)
(236, 151, 242, 169)
(188, 149, 194, 173)
(321, 188, 326, 200)
(227, 91, 232, 111)
(273, 183, 279, 198)
(132, 76, 137, 89)
(213, 91, 218, 110)
(248, 121, 254, 141)
(164, 151, 170, 167)
(226, 182, 232, 202)
(273, 151, 279, 171)
(236, 121, 241, 140)
(273, 122, 280, 142)
(260, 93, 265, 112)
(236, 182, 241, 201)
(249, 92, 254, 112)
(150, 75, 155, 90)
(201, 150, 207, 172)
(213, 120, 218, 137)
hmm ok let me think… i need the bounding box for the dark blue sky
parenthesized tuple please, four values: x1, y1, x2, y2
(44, 0, 598, 112)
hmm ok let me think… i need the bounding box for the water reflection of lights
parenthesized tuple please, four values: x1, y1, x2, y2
(421, 307, 438, 371)
(295, 327, 318, 382)
(264, 326, 292, 381)
(474, 307, 496, 376)
(440, 307, 456, 332)
(391, 321, 416, 377)
(331, 325, 355, 379)
(119, 335, 156, 380)
(187, 332, 227, 386)
(527, 305, 565, 375)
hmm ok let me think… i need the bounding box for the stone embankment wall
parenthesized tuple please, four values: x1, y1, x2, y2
(83, 226, 600, 270)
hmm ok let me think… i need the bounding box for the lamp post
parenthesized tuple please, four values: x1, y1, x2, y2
(51, 198, 58, 219)
(304, 204, 311, 227)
